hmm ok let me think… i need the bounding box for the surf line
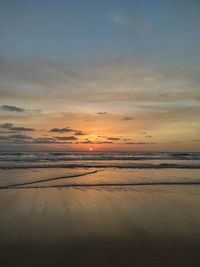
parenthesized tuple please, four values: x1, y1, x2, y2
(1, 163, 200, 170)
(0, 170, 101, 190)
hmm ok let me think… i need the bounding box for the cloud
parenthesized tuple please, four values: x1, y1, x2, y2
(80, 140, 92, 144)
(0, 136, 10, 141)
(11, 126, 35, 131)
(124, 142, 157, 145)
(55, 136, 77, 141)
(96, 112, 108, 115)
(0, 134, 33, 143)
(0, 134, 77, 144)
(95, 141, 113, 144)
(137, 132, 147, 135)
(33, 137, 57, 144)
(33, 136, 78, 144)
(0, 105, 25, 112)
(107, 137, 121, 141)
(0, 123, 14, 129)
(74, 131, 87, 136)
(49, 127, 86, 136)
(9, 134, 33, 140)
(111, 12, 148, 33)
(75, 140, 114, 144)
(49, 127, 74, 133)
(112, 15, 130, 26)
(0, 122, 35, 131)
(122, 117, 133, 121)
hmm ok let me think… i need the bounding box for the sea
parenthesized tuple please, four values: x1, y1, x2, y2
(0, 151, 200, 189)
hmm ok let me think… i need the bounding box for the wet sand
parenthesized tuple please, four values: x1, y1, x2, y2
(0, 184, 200, 266)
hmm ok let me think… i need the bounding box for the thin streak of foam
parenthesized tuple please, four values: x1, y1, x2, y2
(0, 170, 99, 189)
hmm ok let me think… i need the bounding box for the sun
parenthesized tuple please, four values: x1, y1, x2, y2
(89, 147, 93, 151)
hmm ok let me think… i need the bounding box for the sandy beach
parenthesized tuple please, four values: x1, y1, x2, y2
(0, 175, 200, 266)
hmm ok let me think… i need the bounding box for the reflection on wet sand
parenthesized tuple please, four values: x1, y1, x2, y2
(0, 180, 200, 266)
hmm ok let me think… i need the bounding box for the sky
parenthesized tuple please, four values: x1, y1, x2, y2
(0, 0, 200, 151)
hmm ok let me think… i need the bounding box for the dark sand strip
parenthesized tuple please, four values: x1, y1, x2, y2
(1, 181, 200, 190)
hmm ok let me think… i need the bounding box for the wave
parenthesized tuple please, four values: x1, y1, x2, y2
(1, 162, 200, 170)
(1, 156, 200, 162)
(0, 152, 200, 162)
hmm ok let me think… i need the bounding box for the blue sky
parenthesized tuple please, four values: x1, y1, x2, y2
(1, 0, 199, 64)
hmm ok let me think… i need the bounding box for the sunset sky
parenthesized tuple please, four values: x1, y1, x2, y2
(0, 0, 200, 151)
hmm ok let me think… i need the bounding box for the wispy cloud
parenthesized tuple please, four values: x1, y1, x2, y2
(1, 57, 200, 108)
(124, 142, 157, 145)
(111, 12, 148, 33)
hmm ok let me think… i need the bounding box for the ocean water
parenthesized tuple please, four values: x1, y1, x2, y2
(0, 151, 200, 189)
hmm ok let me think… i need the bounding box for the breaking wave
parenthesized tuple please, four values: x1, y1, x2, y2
(0, 162, 200, 170)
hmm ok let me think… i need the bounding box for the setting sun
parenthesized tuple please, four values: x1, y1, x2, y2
(89, 148, 93, 151)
